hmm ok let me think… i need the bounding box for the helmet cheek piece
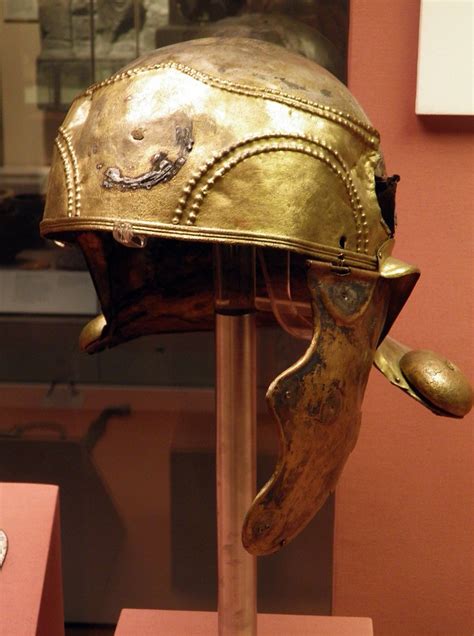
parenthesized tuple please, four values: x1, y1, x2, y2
(242, 247, 472, 556)
(243, 259, 391, 555)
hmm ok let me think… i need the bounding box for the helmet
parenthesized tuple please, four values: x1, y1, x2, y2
(41, 37, 472, 555)
(41, 37, 389, 260)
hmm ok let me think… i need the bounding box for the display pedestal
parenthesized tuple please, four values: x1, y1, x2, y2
(114, 609, 373, 635)
(0, 482, 64, 636)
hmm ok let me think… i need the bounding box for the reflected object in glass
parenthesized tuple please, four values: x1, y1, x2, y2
(177, 0, 243, 22)
(37, 0, 167, 110)
(41, 37, 472, 557)
(197, 12, 344, 78)
(0, 193, 45, 264)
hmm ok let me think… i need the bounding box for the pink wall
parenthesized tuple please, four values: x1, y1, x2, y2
(333, 2, 473, 635)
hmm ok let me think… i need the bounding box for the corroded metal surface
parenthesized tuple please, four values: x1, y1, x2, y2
(103, 124, 194, 190)
(242, 260, 390, 555)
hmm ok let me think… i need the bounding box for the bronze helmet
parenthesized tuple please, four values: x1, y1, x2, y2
(41, 38, 472, 555)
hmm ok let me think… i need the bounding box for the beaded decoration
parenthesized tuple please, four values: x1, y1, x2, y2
(81, 62, 379, 148)
(171, 134, 370, 254)
(54, 126, 81, 217)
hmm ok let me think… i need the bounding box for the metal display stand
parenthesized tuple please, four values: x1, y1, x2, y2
(214, 245, 257, 635)
(114, 243, 375, 634)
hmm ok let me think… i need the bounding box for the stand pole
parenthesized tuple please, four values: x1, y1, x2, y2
(215, 246, 257, 636)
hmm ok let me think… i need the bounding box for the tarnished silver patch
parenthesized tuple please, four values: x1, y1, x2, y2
(0, 529, 8, 568)
(103, 124, 194, 191)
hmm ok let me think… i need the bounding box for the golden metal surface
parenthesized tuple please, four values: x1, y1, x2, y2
(375, 339, 472, 418)
(400, 350, 472, 417)
(79, 313, 107, 352)
(42, 38, 390, 267)
(41, 37, 472, 560)
(242, 259, 390, 556)
(378, 250, 420, 343)
(216, 313, 257, 635)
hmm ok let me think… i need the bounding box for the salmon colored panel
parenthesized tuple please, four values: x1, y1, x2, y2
(115, 609, 374, 636)
(0, 483, 64, 636)
(333, 2, 473, 636)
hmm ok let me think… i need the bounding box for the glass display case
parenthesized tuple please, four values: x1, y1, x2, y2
(0, 1, 348, 630)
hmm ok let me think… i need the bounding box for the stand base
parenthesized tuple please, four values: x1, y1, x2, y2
(115, 609, 373, 636)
